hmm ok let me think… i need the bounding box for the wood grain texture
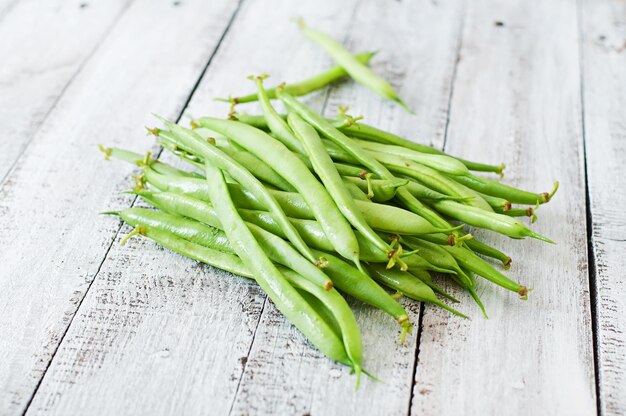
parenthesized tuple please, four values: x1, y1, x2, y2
(0, 0, 239, 413)
(581, 0, 626, 414)
(411, 0, 597, 415)
(0, 0, 131, 182)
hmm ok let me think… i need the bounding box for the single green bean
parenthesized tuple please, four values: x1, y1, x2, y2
(298, 19, 412, 113)
(101, 146, 204, 179)
(354, 140, 469, 176)
(204, 162, 356, 371)
(458, 267, 489, 318)
(367, 264, 468, 318)
(251, 75, 305, 154)
(217, 51, 377, 104)
(495, 206, 537, 223)
(429, 199, 553, 243)
(476, 191, 512, 211)
(338, 121, 505, 174)
(450, 174, 559, 205)
(401, 179, 473, 202)
(343, 180, 370, 201)
(342, 176, 408, 203)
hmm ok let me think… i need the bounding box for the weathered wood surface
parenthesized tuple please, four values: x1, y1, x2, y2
(0, 0, 239, 413)
(0, 0, 131, 182)
(411, 0, 598, 415)
(0, 0, 624, 414)
(581, 0, 626, 415)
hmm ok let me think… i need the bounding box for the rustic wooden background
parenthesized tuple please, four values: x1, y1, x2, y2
(0, 0, 624, 415)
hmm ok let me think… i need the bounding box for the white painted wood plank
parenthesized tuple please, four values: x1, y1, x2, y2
(412, 1, 597, 415)
(223, 1, 465, 415)
(0, 0, 131, 182)
(0, 0, 239, 413)
(581, 0, 626, 414)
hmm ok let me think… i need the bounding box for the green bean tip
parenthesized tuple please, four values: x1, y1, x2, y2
(518, 286, 530, 300)
(503, 257, 512, 270)
(394, 97, 415, 115)
(99, 211, 120, 216)
(98, 144, 112, 160)
(542, 181, 559, 203)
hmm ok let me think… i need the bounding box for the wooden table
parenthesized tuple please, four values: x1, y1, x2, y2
(1, 0, 624, 415)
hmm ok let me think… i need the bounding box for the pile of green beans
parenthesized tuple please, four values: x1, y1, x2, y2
(99, 22, 558, 383)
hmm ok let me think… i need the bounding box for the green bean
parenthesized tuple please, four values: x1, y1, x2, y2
(379, 154, 493, 211)
(367, 264, 468, 318)
(402, 179, 472, 202)
(250, 75, 305, 154)
(101, 146, 204, 179)
(343, 180, 370, 201)
(450, 174, 559, 205)
(133, 190, 411, 335)
(354, 140, 469, 176)
(150, 117, 316, 263)
(442, 244, 528, 298)
(157, 128, 295, 192)
(281, 93, 459, 229)
(288, 112, 391, 260)
(297, 19, 412, 113)
(475, 191, 512, 211)
(429, 199, 553, 242)
(193, 117, 361, 268)
(459, 267, 489, 318)
(119, 207, 230, 247)
(278, 91, 455, 230)
(400, 236, 472, 288)
(463, 238, 512, 269)
(409, 269, 460, 303)
(233, 114, 506, 177)
(246, 222, 334, 289)
(204, 162, 356, 371)
(335, 163, 375, 178)
(237, 208, 336, 252)
(337, 121, 505, 174)
(495, 206, 537, 223)
(214, 141, 296, 191)
(217, 51, 377, 104)
(342, 176, 408, 203)
(309, 249, 412, 336)
(297, 289, 342, 338)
